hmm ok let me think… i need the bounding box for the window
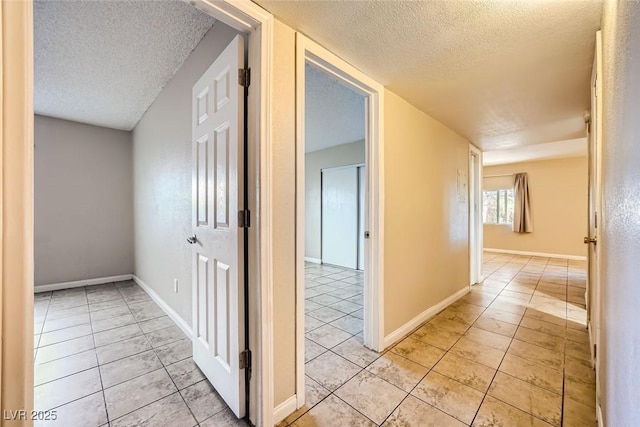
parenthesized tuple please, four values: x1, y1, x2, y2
(483, 189, 514, 224)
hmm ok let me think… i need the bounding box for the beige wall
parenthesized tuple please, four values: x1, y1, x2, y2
(600, 1, 640, 425)
(272, 20, 297, 406)
(384, 90, 470, 336)
(483, 157, 588, 258)
(132, 23, 238, 323)
(305, 140, 365, 260)
(34, 115, 134, 286)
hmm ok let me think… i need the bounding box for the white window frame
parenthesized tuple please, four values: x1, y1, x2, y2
(483, 188, 514, 225)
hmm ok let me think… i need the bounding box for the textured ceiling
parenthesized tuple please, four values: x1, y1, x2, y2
(305, 63, 365, 153)
(256, 0, 603, 150)
(35, 0, 215, 130)
(483, 138, 587, 166)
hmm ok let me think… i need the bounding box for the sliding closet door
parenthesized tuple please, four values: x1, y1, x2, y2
(321, 167, 358, 269)
(357, 166, 366, 270)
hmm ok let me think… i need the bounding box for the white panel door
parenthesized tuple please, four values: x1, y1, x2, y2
(191, 35, 246, 418)
(587, 31, 602, 408)
(322, 166, 358, 269)
(357, 166, 366, 270)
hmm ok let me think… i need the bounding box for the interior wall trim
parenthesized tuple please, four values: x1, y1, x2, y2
(34, 274, 134, 293)
(484, 248, 587, 261)
(273, 394, 297, 425)
(133, 274, 193, 338)
(383, 286, 469, 349)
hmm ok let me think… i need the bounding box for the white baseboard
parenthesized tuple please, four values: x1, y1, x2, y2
(383, 286, 469, 348)
(597, 404, 604, 427)
(273, 394, 297, 425)
(588, 320, 596, 368)
(34, 274, 133, 293)
(304, 257, 321, 264)
(132, 275, 193, 338)
(484, 248, 587, 261)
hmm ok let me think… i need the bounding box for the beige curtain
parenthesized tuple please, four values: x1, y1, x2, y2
(513, 173, 533, 233)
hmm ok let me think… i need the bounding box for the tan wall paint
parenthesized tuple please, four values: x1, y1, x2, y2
(305, 140, 365, 260)
(483, 157, 588, 258)
(384, 90, 470, 336)
(1, 0, 34, 421)
(600, 1, 640, 424)
(132, 23, 238, 324)
(272, 20, 297, 406)
(34, 115, 134, 286)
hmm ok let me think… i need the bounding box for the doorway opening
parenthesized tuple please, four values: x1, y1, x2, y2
(293, 33, 385, 415)
(303, 58, 368, 387)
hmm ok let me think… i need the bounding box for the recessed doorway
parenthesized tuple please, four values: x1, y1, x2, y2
(293, 33, 385, 416)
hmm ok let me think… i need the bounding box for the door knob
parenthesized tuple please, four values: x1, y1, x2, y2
(584, 236, 597, 245)
(187, 235, 198, 244)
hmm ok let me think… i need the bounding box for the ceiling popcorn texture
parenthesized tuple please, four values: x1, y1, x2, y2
(257, 0, 603, 150)
(35, 0, 215, 130)
(483, 138, 587, 166)
(305, 63, 365, 153)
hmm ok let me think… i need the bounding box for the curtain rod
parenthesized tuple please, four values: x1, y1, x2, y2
(484, 173, 515, 178)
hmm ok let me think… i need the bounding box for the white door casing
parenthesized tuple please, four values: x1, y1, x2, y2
(295, 31, 385, 413)
(191, 35, 246, 418)
(321, 166, 359, 269)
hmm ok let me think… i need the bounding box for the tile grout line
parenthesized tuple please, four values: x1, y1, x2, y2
(35, 281, 193, 419)
(472, 255, 574, 426)
(86, 285, 113, 426)
(110, 281, 208, 426)
(469, 260, 534, 426)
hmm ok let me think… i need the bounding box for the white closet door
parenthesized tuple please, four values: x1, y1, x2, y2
(358, 166, 366, 270)
(322, 167, 358, 269)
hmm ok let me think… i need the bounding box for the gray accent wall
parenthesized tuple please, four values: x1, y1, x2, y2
(34, 115, 134, 286)
(132, 23, 238, 324)
(305, 140, 365, 261)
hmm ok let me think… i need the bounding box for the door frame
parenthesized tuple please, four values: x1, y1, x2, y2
(2, 0, 277, 425)
(1, 0, 36, 419)
(588, 29, 603, 413)
(468, 144, 483, 285)
(295, 32, 385, 409)
(188, 3, 274, 424)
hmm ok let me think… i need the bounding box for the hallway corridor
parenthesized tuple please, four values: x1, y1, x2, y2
(284, 253, 595, 426)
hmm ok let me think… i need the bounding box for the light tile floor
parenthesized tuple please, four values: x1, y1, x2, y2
(284, 254, 596, 426)
(33, 280, 247, 427)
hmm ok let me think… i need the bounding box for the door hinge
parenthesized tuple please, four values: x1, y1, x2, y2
(239, 349, 251, 370)
(238, 68, 250, 87)
(238, 210, 251, 228)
